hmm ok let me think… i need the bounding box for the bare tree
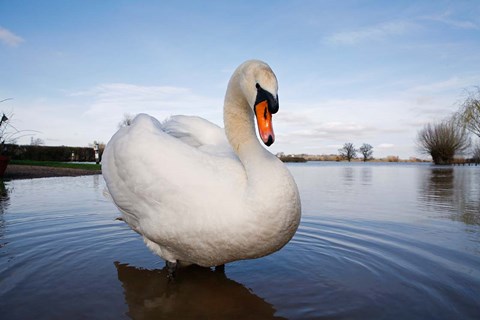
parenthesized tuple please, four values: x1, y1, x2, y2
(472, 142, 480, 163)
(30, 137, 45, 146)
(359, 143, 373, 162)
(339, 143, 357, 162)
(118, 113, 135, 128)
(417, 120, 470, 165)
(454, 87, 480, 138)
(89, 141, 106, 152)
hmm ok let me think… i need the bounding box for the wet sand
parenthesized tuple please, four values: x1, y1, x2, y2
(3, 164, 101, 180)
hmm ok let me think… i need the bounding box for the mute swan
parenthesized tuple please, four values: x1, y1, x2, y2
(102, 60, 301, 272)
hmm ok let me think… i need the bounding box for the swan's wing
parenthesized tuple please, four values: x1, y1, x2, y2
(162, 115, 235, 158)
(102, 113, 245, 234)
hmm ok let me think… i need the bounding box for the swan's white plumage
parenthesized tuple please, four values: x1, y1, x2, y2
(162, 115, 235, 158)
(102, 60, 301, 267)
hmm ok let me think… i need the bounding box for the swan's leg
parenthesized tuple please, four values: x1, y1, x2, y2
(142, 237, 178, 279)
(166, 260, 177, 280)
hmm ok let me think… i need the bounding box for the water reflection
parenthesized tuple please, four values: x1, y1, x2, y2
(0, 180, 10, 249)
(92, 174, 100, 191)
(342, 166, 354, 186)
(360, 166, 372, 186)
(339, 165, 373, 187)
(0, 168, 478, 319)
(0, 180, 10, 214)
(419, 167, 480, 225)
(115, 262, 285, 319)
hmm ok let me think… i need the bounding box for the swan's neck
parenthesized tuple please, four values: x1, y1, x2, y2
(223, 74, 258, 155)
(222, 69, 300, 250)
(223, 72, 281, 181)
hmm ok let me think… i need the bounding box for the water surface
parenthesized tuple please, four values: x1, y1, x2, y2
(0, 162, 479, 319)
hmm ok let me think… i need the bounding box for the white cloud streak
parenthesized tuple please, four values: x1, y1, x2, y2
(77, 83, 223, 142)
(77, 83, 219, 117)
(0, 26, 24, 47)
(406, 75, 480, 94)
(421, 11, 478, 30)
(325, 21, 415, 45)
(377, 143, 395, 149)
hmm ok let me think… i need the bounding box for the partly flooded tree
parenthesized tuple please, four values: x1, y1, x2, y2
(472, 142, 480, 163)
(359, 143, 373, 162)
(417, 120, 470, 165)
(339, 142, 357, 162)
(455, 87, 480, 138)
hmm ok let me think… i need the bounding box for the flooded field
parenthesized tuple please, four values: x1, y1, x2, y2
(1, 162, 479, 319)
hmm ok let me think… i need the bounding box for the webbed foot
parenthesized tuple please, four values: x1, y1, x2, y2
(166, 260, 177, 280)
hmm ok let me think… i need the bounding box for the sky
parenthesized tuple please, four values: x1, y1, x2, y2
(1, 0, 479, 159)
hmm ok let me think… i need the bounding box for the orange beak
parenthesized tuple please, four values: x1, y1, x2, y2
(254, 100, 275, 146)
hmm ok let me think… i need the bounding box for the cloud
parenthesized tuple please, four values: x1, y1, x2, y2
(278, 120, 377, 146)
(0, 26, 24, 47)
(325, 21, 415, 45)
(313, 121, 375, 137)
(325, 12, 477, 47)
(421, 11, 478, 30)
(407, 75, 480, 94)
(14, 83, 224, 147)
(79, 83, 221, 116)
(377, 143, 395, 149)
(77, 83, 223, 140)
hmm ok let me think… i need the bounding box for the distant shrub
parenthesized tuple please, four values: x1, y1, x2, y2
(386, 155, 400, 162)
(278, 155, 307, 163)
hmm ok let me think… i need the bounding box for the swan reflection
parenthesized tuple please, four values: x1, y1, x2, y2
(115, 262, 285, 319)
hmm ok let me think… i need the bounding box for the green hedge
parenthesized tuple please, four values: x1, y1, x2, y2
(2, 144, 103, 162)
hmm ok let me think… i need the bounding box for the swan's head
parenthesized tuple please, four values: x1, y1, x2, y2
(238, 60, 279, 147)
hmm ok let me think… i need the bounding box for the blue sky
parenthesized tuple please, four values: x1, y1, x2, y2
(1, 0, 479, 158)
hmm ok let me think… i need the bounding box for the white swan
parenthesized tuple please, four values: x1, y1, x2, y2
(102, 60, 301, 269)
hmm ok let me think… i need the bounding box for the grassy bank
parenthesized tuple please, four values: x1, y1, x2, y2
(10, 160, 101, 171)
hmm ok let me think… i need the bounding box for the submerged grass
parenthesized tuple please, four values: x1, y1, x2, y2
(10, 160, 101, 171)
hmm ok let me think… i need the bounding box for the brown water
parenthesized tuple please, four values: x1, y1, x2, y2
(0, 163, 479, 319)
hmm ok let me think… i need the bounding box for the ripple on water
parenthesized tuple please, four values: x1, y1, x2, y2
(273, 215, 480, 319)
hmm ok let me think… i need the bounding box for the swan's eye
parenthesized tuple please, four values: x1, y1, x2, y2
(256, 83, 260, 89)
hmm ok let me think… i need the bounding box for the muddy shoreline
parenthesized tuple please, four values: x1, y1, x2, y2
(3, 164, 102, 180)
